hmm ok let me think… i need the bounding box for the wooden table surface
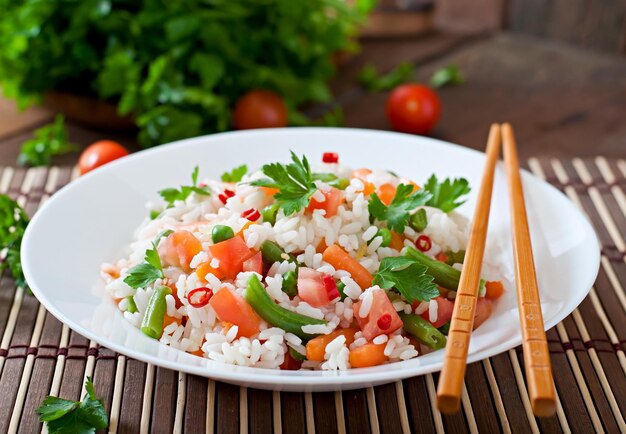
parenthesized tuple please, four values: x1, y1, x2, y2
(2, 31, 626, 434)
(1, 32, 626, 161)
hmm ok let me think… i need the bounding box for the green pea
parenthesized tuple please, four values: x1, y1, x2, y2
(282, 270, 298, 297)
(409, 208, 428, 232)
(211, 225, 234, 244)
(261, 203, 280, 225)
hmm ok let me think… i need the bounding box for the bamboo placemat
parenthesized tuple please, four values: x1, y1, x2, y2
(1, 157, 625, 434)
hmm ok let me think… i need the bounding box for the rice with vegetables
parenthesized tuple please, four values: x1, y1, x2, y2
(101, 152, 504, 370)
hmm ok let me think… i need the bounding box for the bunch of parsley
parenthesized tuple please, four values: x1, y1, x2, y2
(0, 0, 374, 147)
(0, 195, 29, 288)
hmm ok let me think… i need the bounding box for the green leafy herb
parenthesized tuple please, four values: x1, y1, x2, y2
(17, 115, 77, 167)
(430, 65, 464, 88)
(423, 175, 471, 212)
(159, 166, 210, 208)
(0, 2, 372, 147)
(37, 377, 108, 434)
(373, 256, 438, 303)
(0, 195, 29, 287)
(251, 152, 316, 216)
(368, 184, 432, 233)
(358, 62, 414, 91)
(221, 164, 248, 183)
(123, 242, 164, 289)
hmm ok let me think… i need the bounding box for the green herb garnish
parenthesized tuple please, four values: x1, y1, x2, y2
(17, 115, 76, 167)
(0, 195, 29, 287)
(368, 184, 432, 233)
(430, 65, 464, 88)
(423, 175, 470, 212)
(358, 62, 414, 91)
(373, 256, 439, 304)
(252, 152, 316, 216)
(221, 164, 248, 183)
(159, 166, 210, 208)
(123, 242, 164, 289)
(36, 377, 108, 434)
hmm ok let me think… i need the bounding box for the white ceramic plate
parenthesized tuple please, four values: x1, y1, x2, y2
(22, 128, 600, 392)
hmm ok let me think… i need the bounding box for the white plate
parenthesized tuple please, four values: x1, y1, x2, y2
(22, 128, 600, 391)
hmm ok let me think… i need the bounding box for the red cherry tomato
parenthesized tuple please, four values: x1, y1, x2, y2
(78, 140, 129, 175)
(233, 90, 288, 130)
(386, 84, 441, 135)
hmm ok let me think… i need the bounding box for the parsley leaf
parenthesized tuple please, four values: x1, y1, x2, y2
(251, 152, 316, 216)
(358, 62, 414, 91)
(17, 115, 77, 167)
(37, 377, 108, 434)
(158, 166, 210, 208)
(430, 65, 465, 88)
(0, 195, 29, 287)
(373, 257, 439, 303)
(368, 184, 432, 233)
(423, 175, 471, 212)
(123, 242, 164, 289)
(221, 164, 248, 182)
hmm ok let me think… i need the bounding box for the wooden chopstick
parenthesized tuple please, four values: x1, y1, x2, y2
(436, 123, 502, 414)
(501, 123, 556, 417)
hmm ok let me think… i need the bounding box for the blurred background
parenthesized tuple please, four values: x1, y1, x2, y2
(1, 0, 625, 169)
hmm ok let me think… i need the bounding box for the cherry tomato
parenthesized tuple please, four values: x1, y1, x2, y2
(233, 90, 288, 130)
(386, 84, 441, 135)
(78, 140, 129, 175)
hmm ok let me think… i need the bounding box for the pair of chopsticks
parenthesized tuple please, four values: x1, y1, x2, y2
(436, 124, 556, 417)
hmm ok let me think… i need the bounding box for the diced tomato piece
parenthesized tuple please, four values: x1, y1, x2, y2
(243, 251, 263, 274)
(353, 289, 403, 340)
(158, 230, 202, 272)
(306, 328, 357, 362)
(209, 236, 255, 280)
(420, 296, 454, 328)
(435, 252, 449, 263)
(473, 298, 493, 329)
(307, 187, 344, 217)
(209, 288, 260, 338)
(297, 267, 338, 307)
(485, 281, 504, 299)
(280, 351, 303, 370)
(377, 183, 396, 206)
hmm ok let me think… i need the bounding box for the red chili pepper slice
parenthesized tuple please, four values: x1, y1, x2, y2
(377, 313, 392, 331)
(322, 152, 339, 163)
(187, 287, 213, 308)
(218, 189, 236, 205)
(415, 235, 432, 252)
(242, 208, 260, 222)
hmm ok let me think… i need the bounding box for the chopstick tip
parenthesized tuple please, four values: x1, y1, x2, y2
(437, 394, 461, 414)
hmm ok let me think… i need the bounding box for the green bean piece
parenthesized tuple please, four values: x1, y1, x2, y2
(126, 296, 138, 313)
(211, 225, 234, 244)
(404, 246, 484, 291)
(336, 280, 348, 301)
(330, 177, 350, 190)
(445, 250, 466, 265)
(245, 275, 326, 339)
(260, 240, 295, 265)
(409, 208, 428, 232)
(438, 322, 450, 335)
(281, 270, 298, 297)
(140, 285, 172, 339)
(400, 313, 447, 350)
(289, 346, 307, 361)
(261, 203, 280, 225)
